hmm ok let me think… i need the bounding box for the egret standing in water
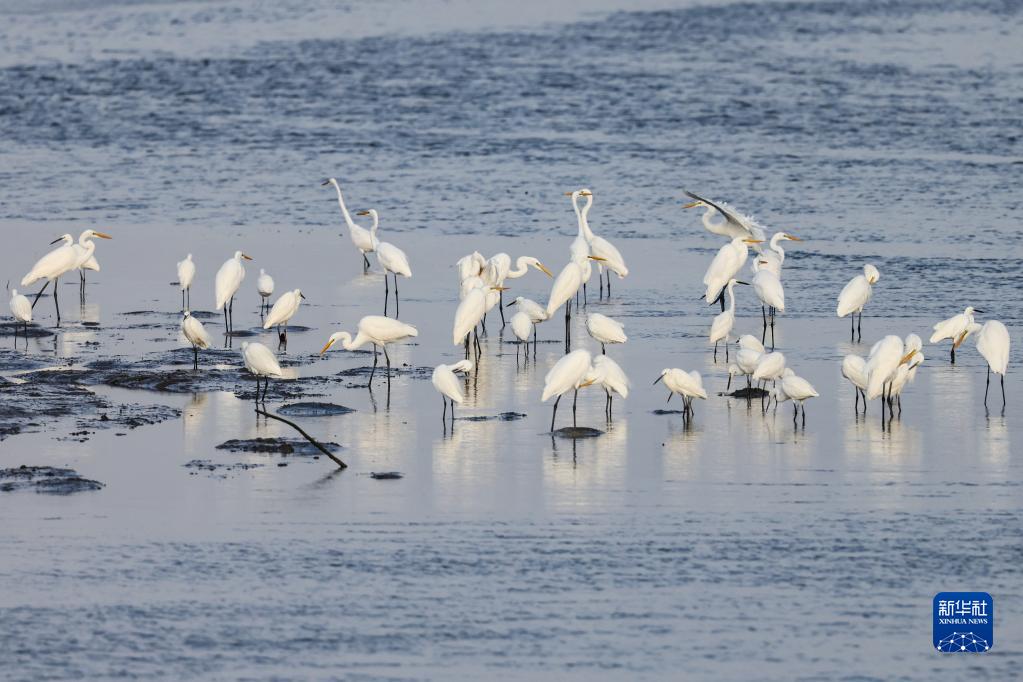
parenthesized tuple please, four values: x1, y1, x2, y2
(510, 311, 534, 358)
(321, 315, 418, 385)
(708, 278, 746, 361)
(587, 354, 630, 420)
(362, 209, 411, 317)
(215, 251, 252, 334)
(241, 341, 282, 405)
(263, 288, 305, 349)
(177, 254, 195, 310)
(570, 189, 628, 298)
(546, 254, 606, 349)
(752, 258, 784, 348)
(755, 232, 802, 276)
(976, 320, 1009, 408)
(22, 230, 111, 326)
(432, 359, 474, 423)
(703, 236, 762, 311)
(542, 349, 596, 432)
(482, 253, 553, 325)
(72, 229, 104, 299)
(837, 264, 880, 341)
(324, 178, 378, 271)
(181, 311, 212, 370)
(9, 290, 31, 344)
(257, 269, 274, 314)
(772, 368, 820, 425)
(653, 368, 707, 424)
(454, 283, 505, 358)
(930, 306, 982, 364)
(586, 312, 627, 354)
(841, 354, 869, 413)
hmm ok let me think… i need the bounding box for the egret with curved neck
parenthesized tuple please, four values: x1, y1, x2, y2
(323, 178, 378, 271)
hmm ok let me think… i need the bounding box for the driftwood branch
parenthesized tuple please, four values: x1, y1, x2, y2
(256, 408, 347, 469)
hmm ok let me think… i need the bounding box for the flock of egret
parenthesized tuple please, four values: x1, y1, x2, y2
(6, 182, 1012, 434)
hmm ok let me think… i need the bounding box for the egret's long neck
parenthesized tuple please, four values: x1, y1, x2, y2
(580, 197, 595, 241)
(726, 281, 737, 313)
(344, 331, 370, 351)
(702, 207, 724, 231)
(370, 213, 379, 234)
(572, 195, 584, 238)
(508, 257, 530, 278)
(770, 234, 785, 262)
(331, 182, 357, 230)
(80, 239, 96, 260)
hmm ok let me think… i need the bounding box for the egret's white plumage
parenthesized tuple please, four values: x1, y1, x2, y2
(510, 311, 534, 345)
(575, 189, 628, 280)
(841, 354, 869, 392)
(866, 334, 904, 400)
(263, 289, 305, 330)
(837, 264, 879, 318)
(242, 341, 282, 377)
(453, 284, 502, 346)
(930, 306, 982, 363)
(586, 312, 627, 350)
(546, 254, 603, 319)
(321, 316, 418, 353)
(325, 178, 378, 262)
(976, 320, 1009, 376)
(257, 269, 274, 299)
(703, 236, 759, 305)
(182, 311, 212, 349)
(376, 240, 412, 278)
(752, 351, 786, 383)
(752, 260, 785, 312)
(654, 368, 707, 419)
(432, 359, 474, 418)
(456, 251, 486, 284)
(709, 278, 745, 359)
(177, 254, 196, 293)
(756, 232, 802, 276)
(589, 355, 630, 399)
(9, 290, 31, 325)
(507, 297, 547, 323)
(542, 349, 594, 402)
(215, 251, 251, 310)
(682, 191, 767, 243)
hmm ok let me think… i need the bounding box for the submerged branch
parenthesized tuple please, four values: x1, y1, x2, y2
(256, 408, 347, 469)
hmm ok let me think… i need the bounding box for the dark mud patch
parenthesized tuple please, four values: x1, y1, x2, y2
(553, 427, 604, 438)
(370, 471, 403, 480)
(184, 459, 265, 477)
(457, 412, 527, 422)
(122, 309, 219, 320)
(216, 437, 343, 457)
(92, 403, 182, 431)
(720, 387, 771, 398)
(652, 409, 687, 415)
(277, 402, 355, 417)
(0, 466, 104, 494)
(0, 322, 55, 338)
(333, 364, 433, 381)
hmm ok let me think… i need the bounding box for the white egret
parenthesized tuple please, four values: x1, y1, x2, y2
(432, 359, 474, 423)
(774, 368, 819, 425)
(976, 320, 1009, 407)
(866, 334, 905, 417)
(930, 306, 982, 364)
(321, 315, 418, 385)
(22, 230, 111, 325)
(362, 211, 411, 317)
(654, 368, 707, 422)
(752, 351, 786, 386)
(841, 354, 869, 413)
(837, 264, 880, 341)
(586, 312, 627, 354)
(181, 311, 212, 370)
(456, 251, 486, 285)
(708, 278, 747, 361)
(9, 289, 31, 342)
(483, 253, 553, 325)
(703, 236, 762, 310)
(682, 190, 767, 243)
(587, 354, 630, 419)
(735, 335, 765, 391)
(572, 189, 628, 297)
(263, 288, 306, 348)
(177, 254, 196, 310)
(215, 251, 252, 333)
(453, 283, 505, 357)
(323, 178, 378, 271)
(756, 232, 802, 276)
(726, 363, 743, 392)
(241, 341, 282, 404)
(72, 229, 104, 298)
(257, 269, 275, 313)
(510, 311, 534, 357)
(752, 258, 785, 347)
(541, 349, 596, 431)
(506, 296, 548, 346)
(903, 333, 924, 383)
(568, 190, 595, 301)
(546, 254, 606, 347)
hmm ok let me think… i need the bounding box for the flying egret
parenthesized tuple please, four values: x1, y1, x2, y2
(181, 310, 212, 370)
(241, 341, 281, 404)
(774, 368, 819, 425)
(177, 254, 196, 310)
(362, 211, 411, 317)
(709, 278, 747, 361)
(682, 190, 767, 242)
(215, 251, 252, 334)
(752, 258, 785, 348)
(756, 232, 802, 276)
(510, 311, 534, 358)
(483, 253, 553, 325)
(930, 306, 983, 364)
(323, 178, 378, 271)
(22, 230, 111, 326)
(257, 269, 274, 313)
(837, 264, 880, 341)
(841, 354, 869, 413)
(541, 349, 596, 432)
(571, 189, 628, 297)
(72, 229, 104, 299)
(654, 368, 707, 423)
(432, 359, 474, 423)
(586, 312, 627, 354)
(546, 254, 605, 348)
(321, 315, 418, 385)
(703, 236, 762, 311)
(454, 283, 505, 357)
(263, 288, 305, 348)
(587, 354, 630, 419)
(976, 320, 1009, 407)
(9, 289, 31, 343)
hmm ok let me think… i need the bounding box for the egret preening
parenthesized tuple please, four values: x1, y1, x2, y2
(976, 320, 1009, 407)
(546, 254, 606, 349)
(181, 311, 212, 370)
(432, 359, 474, 423)
(364, 211, 411, 317)
(263, 288, 305, 349)
(215, 251, 252, 334)
(703, 237, 762, 311)
(241, 341, 282, 404)
(454, 283, 505, 358)
(321, 315, 418, 385)
(22, 230, 111, 325)
(9, 289, 31, 344)
(841, 354, 869, 413)
(587, 354, 630, 420)
(930, 306, 982, 364)
(177, 254, 196, 310)
(709, 279, 747, 361)
(456, 251, 486, 285)
(510, 311, 534, 358)
(586, 312, 627, 354)
(324, 178, 378, 271)
(756, 232, 802, 276)
(654, 368, 707, 424)
(569, 189, 628, 298)
(257, 269, 274, 313)
(506, 296, 547, 347)
(837, 264, 880, 341)
(866, 334, 904, 418)
(542, 349, 596, 432)
(483, 253, 553, 325)
(752, 351, 786, 386)
(735, 335, 765, 392)
(752, 259, 784, 348)
(72, 229, 105, 299)
(774, 368, 819, 425)
(682, 190, 767, 243)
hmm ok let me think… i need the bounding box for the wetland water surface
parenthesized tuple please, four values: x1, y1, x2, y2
(1, 0, 1022, 679)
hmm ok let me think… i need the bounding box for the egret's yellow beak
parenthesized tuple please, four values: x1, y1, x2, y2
(579, 190, 592, 196)
(899, 350, 916, 364)
(320, 339, 336, 355)
(953, 331, 968, 349)
(563, 191, 575, 196)
(580, 378, 597, 387)
(491, 286, 510, 291)
(535, 262, 554, 277)
(242, 254, 253, 260)
(743, 239, 764, 244)
(588, 255, 607, 262)
(785, 234, 802, 241)
(682, 201, 702, 209)
(94, 231, 113, 240)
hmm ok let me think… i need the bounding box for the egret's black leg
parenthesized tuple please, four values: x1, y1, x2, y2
(193, 345, 198, 370)
(725, 342, 729, 362)
(499, 290, 506, 327)
(857, 312, 862, 341)
(384, 274, 390, 315)
(599, 273, 604, 299)
(370, 344, 378, 384)
(182, 289, 185, 311)
(1001, 374, 1006, 406)
(53, 276, 61, 326)
(383, 345, 392, 385)
(950, 346, 955, 364)
(31, 280, 50, 309)
(394, 274, 399, 317)
(984, 366, 990, 406)
(551, 395, 561, 432)
(854, 387, 860, 412)
(607, 271, 612, 298)
(726, 374, 732, 391)
(572, 388, 578, 427)
(802, 404, 806, 427)
(583, 282, 587, 306)
(442, 397, 447, 422)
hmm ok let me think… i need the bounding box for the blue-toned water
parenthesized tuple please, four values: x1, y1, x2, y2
(0, 1, 1021, 679)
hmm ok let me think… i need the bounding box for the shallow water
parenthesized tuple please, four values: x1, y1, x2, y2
(1, 0, 1021, 680)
